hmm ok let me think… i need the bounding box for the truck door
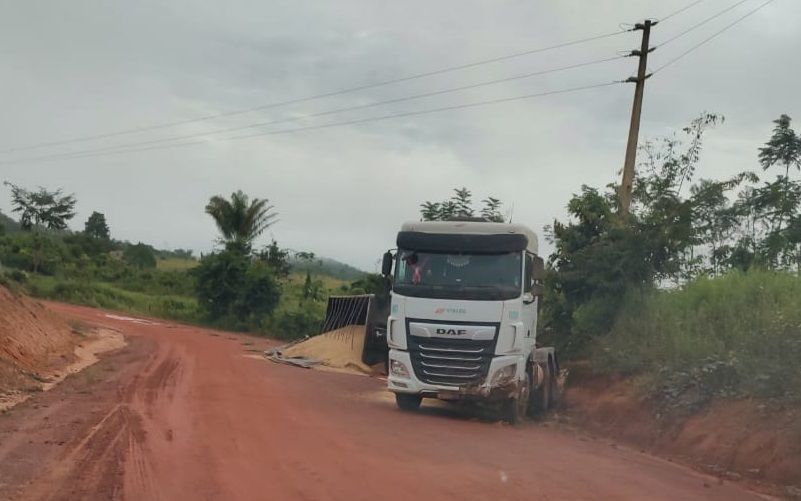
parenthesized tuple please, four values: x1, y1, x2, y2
(521, 253, 538, 343)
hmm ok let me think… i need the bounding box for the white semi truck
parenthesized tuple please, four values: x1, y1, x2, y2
(380, 219, 558, 423)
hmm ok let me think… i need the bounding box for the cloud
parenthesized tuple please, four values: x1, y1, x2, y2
(1, 0, 798, 269)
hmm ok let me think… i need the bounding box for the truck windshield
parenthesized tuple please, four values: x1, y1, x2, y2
(393, 250, 522, 301)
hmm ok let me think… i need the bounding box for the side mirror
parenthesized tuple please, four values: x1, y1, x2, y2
(381, 251, 393, 276)
(532, 283, 545, 297)
(532, 256, 545, 281)
(523, 292, 535, 304)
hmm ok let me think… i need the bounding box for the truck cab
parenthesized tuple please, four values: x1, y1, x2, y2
(382, 220, 558, 423)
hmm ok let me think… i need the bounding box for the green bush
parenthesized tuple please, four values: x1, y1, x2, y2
(123, 243, 157, 269)
(272, 308, 325, 341)
(193, 249, 282, 322)
(595, 269, 801, 400)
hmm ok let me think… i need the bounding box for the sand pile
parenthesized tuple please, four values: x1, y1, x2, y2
(279, 325, 372, 375)
(0, 286, 78, 395)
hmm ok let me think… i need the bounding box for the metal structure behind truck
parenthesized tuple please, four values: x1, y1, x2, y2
(320, 294, 390, 368)
(380, 219, 559, 424)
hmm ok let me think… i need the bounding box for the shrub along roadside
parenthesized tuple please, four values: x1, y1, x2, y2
(594, 269, 801, 403)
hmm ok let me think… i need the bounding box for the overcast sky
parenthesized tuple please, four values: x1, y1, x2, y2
(1, 0, 798, 271)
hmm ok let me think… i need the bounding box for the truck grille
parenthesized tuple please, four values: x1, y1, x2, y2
(407, 336, 496, 387)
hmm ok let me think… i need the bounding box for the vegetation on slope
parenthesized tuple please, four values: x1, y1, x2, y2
(540, 112, 801, 406)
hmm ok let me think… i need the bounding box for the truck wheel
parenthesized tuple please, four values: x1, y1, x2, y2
(527, 364, 551, 417)
(502, 371, 530, 424)
(395, 393, 422, 411)
(547, 362, 559, 409)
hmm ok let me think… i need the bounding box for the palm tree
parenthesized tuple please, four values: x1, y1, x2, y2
(205, 190, 278, 251)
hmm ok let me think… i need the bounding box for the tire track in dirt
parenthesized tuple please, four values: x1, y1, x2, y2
(6, 332, 185, 501)
(115, 344, 185, 501)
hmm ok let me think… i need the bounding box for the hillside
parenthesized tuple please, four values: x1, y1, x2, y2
(0, 211, 21, 234)
(290, 256, 366, 281)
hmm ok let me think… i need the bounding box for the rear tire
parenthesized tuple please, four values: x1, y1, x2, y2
(395, 393, 422, 411)
(527, 363, 551, 417)
(547, 361, 559, 409)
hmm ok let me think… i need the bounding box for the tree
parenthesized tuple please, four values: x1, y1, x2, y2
(452, 188, 473, 217)
(257, 240, 291, 280)
(303, 270, 313, 299)
(301, 270, 324, 301)
(480, 197, 505, 222)
(194, 249, 249, 319)
(689, 173, 758, 274)
(420, 202, 441, 222)
(123, 243, 157, 269)
(541, 113, 743, 356)
(729, 115, 801, 267)
(204, 190, 278, 251)
(4, 182, 77, 231)
(193, 249, 281, 325)
(420, 188, 506, 222)
(759, 115, 801, 179)
(4, 182, 76, 273)
(84, 211, 110, 240)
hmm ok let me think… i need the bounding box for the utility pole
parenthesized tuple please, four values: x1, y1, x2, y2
(618, 19, 655, 216)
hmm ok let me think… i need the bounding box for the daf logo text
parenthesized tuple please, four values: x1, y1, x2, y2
(435, 328, 467, 336)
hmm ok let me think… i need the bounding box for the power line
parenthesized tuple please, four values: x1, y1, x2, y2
(659, 0, 754, 46)
(0, 82, 620, 166)
(7, 55, 624, 161)
(658, 0, 708, 22)
(654, 0, 777, 74)
(0, 29, 630, 155)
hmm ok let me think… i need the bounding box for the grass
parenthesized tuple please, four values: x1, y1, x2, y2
(26, 275, 201, 324)
(22, 271, 350, 340)
(278, 273, 347, 313)
(156, 257, 198, 271)
(595, 269, 801, 401)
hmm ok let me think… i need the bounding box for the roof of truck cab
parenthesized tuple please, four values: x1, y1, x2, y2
(400, 220, 539, 254)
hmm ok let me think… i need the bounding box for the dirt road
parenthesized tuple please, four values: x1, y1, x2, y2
(0, 303, 774, 501)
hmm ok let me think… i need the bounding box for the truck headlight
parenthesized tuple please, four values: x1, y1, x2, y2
(390, 360, 410, 378)
(491, 364, 517, 387)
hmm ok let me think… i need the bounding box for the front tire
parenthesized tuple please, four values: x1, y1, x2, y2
(502, 371, 531, 424)
(395, 393, 422, 411)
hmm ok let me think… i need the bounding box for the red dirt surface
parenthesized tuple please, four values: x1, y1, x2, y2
(0, 302, 779, 501)
(0, 287, 77, 395)
(564, 363, 801, 494)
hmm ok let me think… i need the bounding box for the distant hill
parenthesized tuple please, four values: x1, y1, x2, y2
(0, 211, 21, 234)
(290, 256, 366, 281)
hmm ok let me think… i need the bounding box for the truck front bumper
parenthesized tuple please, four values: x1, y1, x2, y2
(387, 349, 524, 401)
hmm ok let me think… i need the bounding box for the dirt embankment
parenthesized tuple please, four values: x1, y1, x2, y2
(0, 286, 124, 410)
(563, 363, 801, 494)
(0, 286, 78, 394)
